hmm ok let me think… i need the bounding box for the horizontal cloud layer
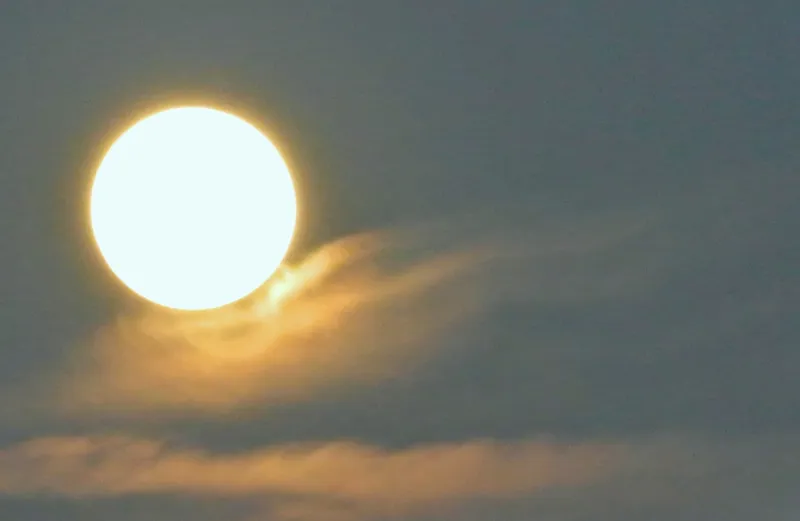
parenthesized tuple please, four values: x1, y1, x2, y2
(0, 435, 620, 516)
(1, 434, 797, 521)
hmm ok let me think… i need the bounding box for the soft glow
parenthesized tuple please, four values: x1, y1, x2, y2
(90, 107, 297, 311)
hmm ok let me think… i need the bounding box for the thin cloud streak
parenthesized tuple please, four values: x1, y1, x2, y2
(0, 436, 619, 499)
(2, 434, 796, 521)
(0, 435, 622, 513)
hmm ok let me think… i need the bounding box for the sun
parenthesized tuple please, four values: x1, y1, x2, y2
(90, 106, 298, 311)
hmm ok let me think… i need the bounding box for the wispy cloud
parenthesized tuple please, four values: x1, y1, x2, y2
(52, 207, 665, 417)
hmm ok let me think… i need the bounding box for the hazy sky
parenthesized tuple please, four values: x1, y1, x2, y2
(1, 2, 798, 520)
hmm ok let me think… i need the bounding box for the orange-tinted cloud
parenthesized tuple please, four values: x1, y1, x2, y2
(0, 435, 622, 518)
(2, 434, 797, 521)
(58, 230, 488, 415)
(53, 210, 661, 417)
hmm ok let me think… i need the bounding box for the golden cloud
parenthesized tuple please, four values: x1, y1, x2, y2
(59, 231, 490, 414)
(0, 435, 622, 514)
(52, 209, 660, 417)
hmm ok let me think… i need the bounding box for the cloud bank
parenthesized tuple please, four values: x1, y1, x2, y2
(5, 184, 795, 520)
(1, 434, 796, 521)
(0, 436, 616, 501)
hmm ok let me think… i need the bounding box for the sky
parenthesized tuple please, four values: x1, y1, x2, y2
(1, 1, 799, 520)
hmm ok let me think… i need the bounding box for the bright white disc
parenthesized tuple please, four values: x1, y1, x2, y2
(90, 107, 297, 310)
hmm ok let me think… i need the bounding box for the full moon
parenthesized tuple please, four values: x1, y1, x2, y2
(90, 107, 297, 311)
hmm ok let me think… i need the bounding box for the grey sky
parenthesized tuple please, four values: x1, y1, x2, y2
(1, 1, 798, 520)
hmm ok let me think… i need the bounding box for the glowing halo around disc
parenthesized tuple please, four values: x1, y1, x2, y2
(90, 107, 297, 311)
